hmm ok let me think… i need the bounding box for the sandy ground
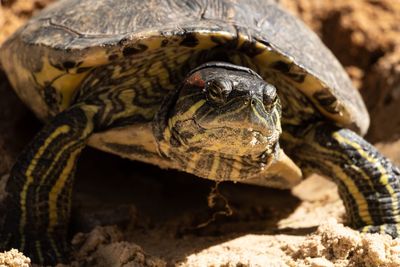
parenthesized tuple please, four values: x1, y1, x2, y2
(1, 0, 400, 266)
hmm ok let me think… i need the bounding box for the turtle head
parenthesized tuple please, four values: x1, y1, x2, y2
(154, 62, 282, 180)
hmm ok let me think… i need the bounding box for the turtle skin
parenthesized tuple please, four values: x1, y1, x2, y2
(0, 0, 399, 265)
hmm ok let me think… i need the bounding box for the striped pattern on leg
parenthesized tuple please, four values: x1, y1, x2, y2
(0, 104, 97, 264)
(282, 122, 400, 237)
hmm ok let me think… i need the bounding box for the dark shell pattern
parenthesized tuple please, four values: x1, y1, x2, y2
(0, 0, 369, 135)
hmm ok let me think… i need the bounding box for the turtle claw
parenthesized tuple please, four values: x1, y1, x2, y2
(360, 224, 400, 238)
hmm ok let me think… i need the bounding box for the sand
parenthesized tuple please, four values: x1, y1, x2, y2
(0, 249, 30, 267)
(1, 0, 400, 266)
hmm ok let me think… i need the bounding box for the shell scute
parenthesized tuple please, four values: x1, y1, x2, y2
(0, 0, 369, 134)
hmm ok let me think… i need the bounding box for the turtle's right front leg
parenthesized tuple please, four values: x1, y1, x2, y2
(0, 104, 98, 265)
(282, 122, 400, 236)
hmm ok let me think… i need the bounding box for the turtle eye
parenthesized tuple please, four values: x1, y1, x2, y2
(205, 79, 232, 104)
(262, 84, 278, 109)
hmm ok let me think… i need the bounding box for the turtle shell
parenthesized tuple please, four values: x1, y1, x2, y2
(0, 0, 369, 135)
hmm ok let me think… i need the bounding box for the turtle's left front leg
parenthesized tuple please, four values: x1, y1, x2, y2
(0, 104, 98, 264)
(283, 122, 400, 237)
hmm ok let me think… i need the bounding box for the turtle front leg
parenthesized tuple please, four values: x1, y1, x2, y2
(0, 104, 98, 265)
(282, 122, 400, 237)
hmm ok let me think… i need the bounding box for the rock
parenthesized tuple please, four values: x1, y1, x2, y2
(0, 249, 30, 267)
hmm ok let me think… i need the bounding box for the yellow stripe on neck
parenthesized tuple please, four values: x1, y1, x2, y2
(168, 99, 206, 127)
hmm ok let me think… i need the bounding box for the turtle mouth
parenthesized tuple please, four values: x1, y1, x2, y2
(158, 119, 281, 180)
(153, 102, 281, 180)
(172, 124, 281, 180)
(170, 117, 281, 158)
(200, 125, 279, 155)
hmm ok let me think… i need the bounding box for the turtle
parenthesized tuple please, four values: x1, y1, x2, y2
(1, 0, 400, 265)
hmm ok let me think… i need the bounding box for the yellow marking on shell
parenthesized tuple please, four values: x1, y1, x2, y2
(164, 49, 191, 67)
(6, 28, 352, 133)
(48, 148, 82, 231)
(236, 32, 247, 47)
(293, 75, 347, 119)
(34, 57, 64, 86)
(137, 34, 166, 50)
(228, 31, 348, 126)
(134, 30, 219, 51)
(75, 48, 110, 67)
(29, 48, 108, 113)
(249, 38, 350, 127)
(34, 57, 91, 109)
(3, 49, 31, 89)
(19, 125, 70, 233)
(194, 32, 223, 49)
(334, 132, 400, 223)
(254, 47, 286, 67)
(53, 72, 90, 109)
(1, 46, 49, 119)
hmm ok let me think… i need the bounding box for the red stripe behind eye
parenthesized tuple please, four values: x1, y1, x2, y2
(186, 72, 206, 88)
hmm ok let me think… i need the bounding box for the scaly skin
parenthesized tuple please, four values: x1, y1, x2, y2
(0, 105, 97, 264)
(282, 122, 400, 236)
